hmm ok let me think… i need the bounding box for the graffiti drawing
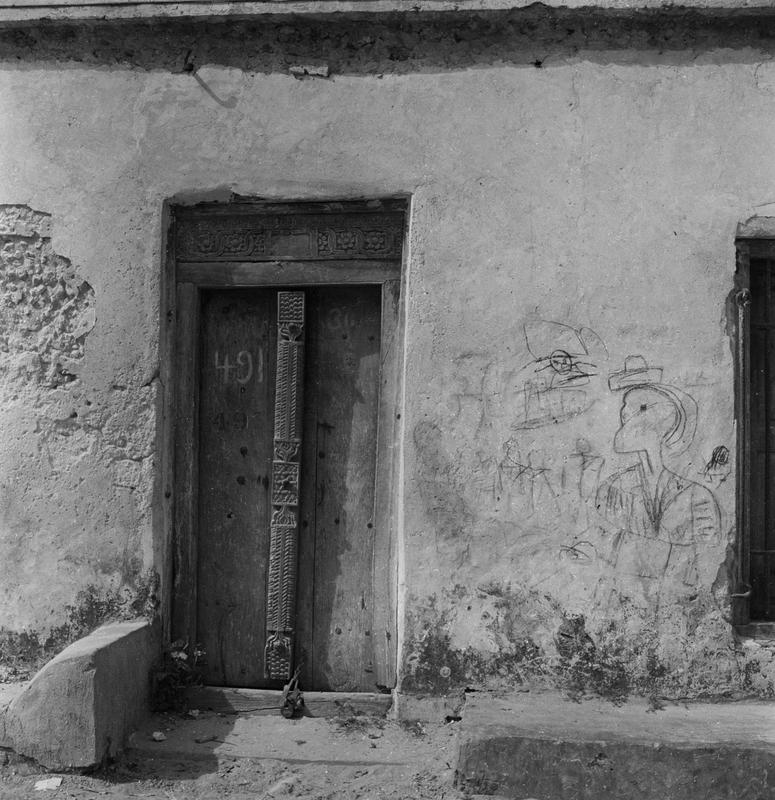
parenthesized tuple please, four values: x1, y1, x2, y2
(559, 539, 596, 563)
(561, 437, 605, 525)
(595, 355, 722, 588)
(513, 321, 608, 430)
(447, 353, 490, 431)
(496, 438, 560, 517)
(702, 445, 731, 486)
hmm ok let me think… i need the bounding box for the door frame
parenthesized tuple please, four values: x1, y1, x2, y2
(160, 198, 408, 689)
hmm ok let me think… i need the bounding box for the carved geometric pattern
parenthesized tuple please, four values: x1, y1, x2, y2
(274, 439, 300, 462)
(279, 292, 304, 324)
(272, 462, 300, 506)
(266, 518, 298, 628)
(363, 230, 388, 252)
(274, 338, 303, 440)
(271, 505, 297, 528)
(265, 291, 305, 681)
(179, 223, 266, 258)
(264, 631, 292, 681)
(334, 230, 358, 251)
(176, 213, 404, 262)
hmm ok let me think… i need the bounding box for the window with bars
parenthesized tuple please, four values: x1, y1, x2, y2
(748, 255, 775, 619)
(735, 231, 775, 625)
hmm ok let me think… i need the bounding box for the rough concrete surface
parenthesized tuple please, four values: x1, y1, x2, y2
(2, 620, 158, 769)
(0, 202, 159, 679)
(0, 711, 465, 799)
(1, 0, 771, 26)
(457, 691, 775, 799)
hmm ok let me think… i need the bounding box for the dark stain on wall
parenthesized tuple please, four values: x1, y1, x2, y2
(0, 569, 159, 680)
(403, 589, 635, 701)
(412, 421, 474, 540)
(2, 8, 775, 74)
(554, 615, 629, 703)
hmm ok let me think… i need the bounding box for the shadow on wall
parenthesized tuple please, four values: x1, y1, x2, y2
(2, 9, 775, 74)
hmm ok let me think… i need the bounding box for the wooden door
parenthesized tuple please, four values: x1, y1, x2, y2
(197, 289, 277, 686)
(296, 286, 381, 691)
(196, 286, 381, 689)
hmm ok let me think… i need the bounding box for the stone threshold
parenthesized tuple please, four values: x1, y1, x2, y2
(186, 685, 393, 718)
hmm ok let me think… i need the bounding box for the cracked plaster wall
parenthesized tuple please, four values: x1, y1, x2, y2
(2, 16, 775, 693)
(0, 204, 159, 677)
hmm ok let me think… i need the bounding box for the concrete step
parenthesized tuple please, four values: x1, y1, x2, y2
(130, 688, 401, 768)
(456, 691, 775, 800)
(128, 703, 457, 773)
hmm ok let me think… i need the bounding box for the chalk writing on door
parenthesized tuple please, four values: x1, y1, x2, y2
(212, 412, 249, 431)
(325, 307, 360, 335)
(214, 349, 264, 384)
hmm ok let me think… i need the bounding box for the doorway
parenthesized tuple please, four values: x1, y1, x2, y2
(167, 200, 405, 692)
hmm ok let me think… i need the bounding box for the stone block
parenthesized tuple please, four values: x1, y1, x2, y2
(3, 619, 159, 769)
(456, 692, 775, 800)
(393, 690, 465, 721)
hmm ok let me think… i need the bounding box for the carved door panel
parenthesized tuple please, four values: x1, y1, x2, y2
(196, 286, 381, 690)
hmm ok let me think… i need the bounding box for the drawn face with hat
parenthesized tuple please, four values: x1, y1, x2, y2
(609, 356, 697, 459)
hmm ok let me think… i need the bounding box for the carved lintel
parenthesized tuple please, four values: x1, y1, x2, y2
(176, 213, 404, 262)
(265, 291, 305, 681)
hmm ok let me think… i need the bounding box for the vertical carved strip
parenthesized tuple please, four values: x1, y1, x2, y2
(265, 291, 305, 680)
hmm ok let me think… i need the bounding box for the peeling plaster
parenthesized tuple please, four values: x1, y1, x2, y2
(0, 207, 157, 674)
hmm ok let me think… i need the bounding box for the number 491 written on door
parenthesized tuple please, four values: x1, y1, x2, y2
(214, 350, 265, 385)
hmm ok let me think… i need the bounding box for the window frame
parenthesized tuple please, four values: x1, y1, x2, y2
(734, 223, 775, 630)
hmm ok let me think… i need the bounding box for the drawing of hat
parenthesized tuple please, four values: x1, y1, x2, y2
(608, 355, 663, 391)
(609, 355, 698, 454)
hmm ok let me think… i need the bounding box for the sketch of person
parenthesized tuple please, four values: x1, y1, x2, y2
(561, 438, 605, 526)
(497, 438, 560, 517)
(702, 445, 731, 486)
(596, 356, 722, 591)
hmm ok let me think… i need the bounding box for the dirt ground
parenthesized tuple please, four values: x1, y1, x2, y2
(0, 713, 471, 800)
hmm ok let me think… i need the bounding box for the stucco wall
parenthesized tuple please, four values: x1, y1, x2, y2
(1, 13, 774, 694)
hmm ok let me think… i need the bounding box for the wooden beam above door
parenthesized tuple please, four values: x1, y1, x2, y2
(177, 260, 400, 286)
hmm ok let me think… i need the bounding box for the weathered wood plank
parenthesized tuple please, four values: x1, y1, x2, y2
(177, 261, 399, 286)
(172, 282, 200, 650)
(313, 287, 381, 691)
(175, 199, 409, 219)
(197, 289, 278, 686)
(295, 314, 319, 690)
(186, 686, 392, 718)
(296, 287, 382, 692)
(159, 202, 176, 643)
(372, 279, 402, 689)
